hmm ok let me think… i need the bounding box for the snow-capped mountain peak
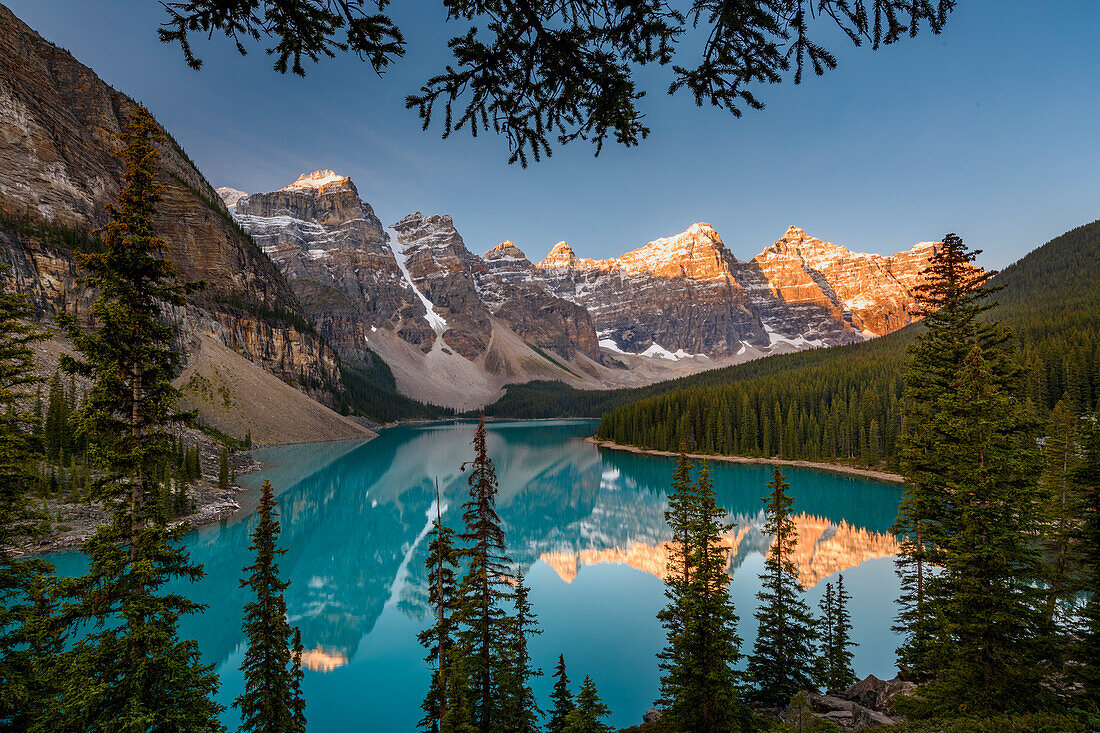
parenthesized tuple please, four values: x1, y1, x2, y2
(282, 169, 350, 192)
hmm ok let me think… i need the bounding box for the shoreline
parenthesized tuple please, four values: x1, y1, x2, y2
(586, 437, 905, 484)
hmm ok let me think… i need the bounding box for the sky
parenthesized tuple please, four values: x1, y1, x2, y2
(6, 0, 1099, 268)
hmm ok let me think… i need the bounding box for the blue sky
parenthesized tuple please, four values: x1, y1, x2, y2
(7, 0, 1098, 267)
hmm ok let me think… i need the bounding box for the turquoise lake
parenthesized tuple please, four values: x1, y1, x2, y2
(50, 419, 905, 731)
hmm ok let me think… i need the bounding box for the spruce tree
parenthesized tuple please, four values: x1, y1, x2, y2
(547, 654, 575, 733)
(290, 628, 306, 733)
(816, 581, 835, 690)
(658, 459, 750, 731)
(818, 575, 857, 692)
(563, 676, 612, 733)
(893, 232, 1002, 679)
(236, 478, 302, 732)
(52, 105, 222, 731)
(419, 512, 460, 732)
(918, 347, 1045, 715)
(453, 417, 512, 732)
(496, 570, 542, 733)
(747, 468, 819, 707)
(656, 447, 695, 720)
(0, 272, 56, 727)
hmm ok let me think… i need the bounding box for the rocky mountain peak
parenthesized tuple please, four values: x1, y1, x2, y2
(618, 222, 733, 279)
(764, 226, 858, 263)
(485, 241, 528, 261)
(282, 169, 353, 193)
(537, 241, 579, 269)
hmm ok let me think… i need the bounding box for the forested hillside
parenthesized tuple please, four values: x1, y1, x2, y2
(586, 220, 1100, 467)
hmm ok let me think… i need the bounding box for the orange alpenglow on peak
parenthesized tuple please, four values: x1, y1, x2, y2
(485, 241, 528, 260)
(537, 241, 588, 269)
(282, 169, 350, 192)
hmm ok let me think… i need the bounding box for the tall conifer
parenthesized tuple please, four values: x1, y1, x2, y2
(747, 468, 818, 706)
(658, 459, 750, 731)
(1038, 397, 1083, 647)
(496, 570, 542, 733)
(419, 509, 460, 732)
(656, 447, 696, 720)
(893, 233, 1001, 679)
(818, 575, 856, 692)
(453, 417, 512, 732)
(290, 627, 306, 733)
(236, 478, 302, 732)
(1076, 413, 1100, 704)
(918, 347, 1045, 715)
(53, 104, 222, 731)
(547, 654, 575, 733)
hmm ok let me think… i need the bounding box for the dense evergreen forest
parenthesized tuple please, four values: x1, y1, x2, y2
(592, 220, 1100, 467)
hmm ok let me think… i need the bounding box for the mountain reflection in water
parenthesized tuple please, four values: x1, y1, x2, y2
(48, 420, 905, 731)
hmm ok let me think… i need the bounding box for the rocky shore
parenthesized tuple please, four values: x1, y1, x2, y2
(587, 438, 905, 484)
(619, 674, 916, 731)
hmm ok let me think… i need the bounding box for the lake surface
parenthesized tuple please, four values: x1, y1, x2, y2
(51, 420, 905, 731)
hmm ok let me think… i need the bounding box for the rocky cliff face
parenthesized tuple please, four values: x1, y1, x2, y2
(752, 226, 936, 336)
(222, 178, 604, 376)
(0, 5, 339, 401)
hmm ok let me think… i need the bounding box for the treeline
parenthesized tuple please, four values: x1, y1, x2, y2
(596, 355, 904, 464)
(596, 219, 1100, 467)
(333, 356, 454, 423)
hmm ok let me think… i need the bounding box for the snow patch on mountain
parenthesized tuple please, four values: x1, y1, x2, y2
(385, 227, 448, 334)
(764, 323, 824, 349)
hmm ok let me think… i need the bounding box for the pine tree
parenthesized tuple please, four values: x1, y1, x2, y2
(818, 574, 857, 692)
(547, 654, 575, 733)
(563, 676, 612, 733)
(816, 581, 835, 690)
(656, 448, 695, 719)
(236, 479, 301, 732)
(452, 417, 512, 732)
(419, 507, 460, 732)
(657, 459, 750, 731)
(917, 347, 1045, 715)
(0, 273, 55, 727)
(893, 233, 1005, 680)
(747, 468, 819, 707)
(496, 570, 542, 733)
(290, 627, 307, 733)
(51, 105, 222, 731)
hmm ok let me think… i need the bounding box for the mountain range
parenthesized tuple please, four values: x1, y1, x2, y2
(217, 171, 941, 409)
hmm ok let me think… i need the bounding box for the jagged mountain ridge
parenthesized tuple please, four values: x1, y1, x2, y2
(533, 222, 937, 356)
(223, 176, 725, 409)
(221, 173, 940, 408)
